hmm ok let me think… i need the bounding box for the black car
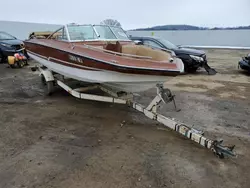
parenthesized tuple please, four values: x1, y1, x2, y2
(129, 36, 216, 75)
(0, 31, 29, 63)
(238, 53, 250, 72)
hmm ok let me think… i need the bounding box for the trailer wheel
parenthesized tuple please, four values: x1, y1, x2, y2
(41, 74, 54, 96)
(46, 81, 54, 96)
(41, 74, 46, 85)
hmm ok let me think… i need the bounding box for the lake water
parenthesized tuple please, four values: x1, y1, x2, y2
(127, 30, 250, 48)
(1, 21, 250, 47)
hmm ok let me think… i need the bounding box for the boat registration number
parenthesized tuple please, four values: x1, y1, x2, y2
(69, 54, 84, 63)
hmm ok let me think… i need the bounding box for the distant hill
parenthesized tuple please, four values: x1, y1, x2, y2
(132, 25, 250, 31)
(210, 26, 250, 30)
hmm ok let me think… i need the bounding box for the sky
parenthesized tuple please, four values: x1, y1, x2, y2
(0, 0, 249, 30)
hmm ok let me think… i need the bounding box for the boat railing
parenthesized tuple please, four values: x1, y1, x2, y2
(82, 44, 153, 60)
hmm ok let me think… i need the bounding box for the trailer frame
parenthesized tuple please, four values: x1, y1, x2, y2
(34, 66, 236, 159)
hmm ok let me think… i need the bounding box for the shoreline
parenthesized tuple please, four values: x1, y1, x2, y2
(180, 45, 250, 50)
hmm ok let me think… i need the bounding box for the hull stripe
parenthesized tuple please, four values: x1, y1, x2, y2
(28, 50, 99, 71)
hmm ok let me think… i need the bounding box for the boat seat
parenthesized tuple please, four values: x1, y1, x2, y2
(103, 41, 172, 61)
(121, 44, 172, 61)
(104, 42, 122, 53)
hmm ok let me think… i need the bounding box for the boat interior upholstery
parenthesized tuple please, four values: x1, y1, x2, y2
(104, 41, 172, 61)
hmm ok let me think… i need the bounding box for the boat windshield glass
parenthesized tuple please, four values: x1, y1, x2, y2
(62, 24, 129, 41)
(109, 26, 129, 40)
(67, 25, 98, 40)
(94, 25, 117, 40)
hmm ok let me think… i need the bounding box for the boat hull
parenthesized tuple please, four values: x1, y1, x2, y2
(29, 52, 175, 92)
(24, 40, 184, 76)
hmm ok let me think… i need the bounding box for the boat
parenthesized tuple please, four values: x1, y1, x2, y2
(24, 23, 184, 93)
(24, 24, 236, 158)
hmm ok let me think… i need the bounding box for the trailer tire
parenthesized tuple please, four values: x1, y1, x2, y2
(41, 74, 46, 85)
(46, 81, 54, 96)
(41, 74, 54, 96)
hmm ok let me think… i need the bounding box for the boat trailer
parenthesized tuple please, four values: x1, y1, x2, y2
(35, 66, 236, 159)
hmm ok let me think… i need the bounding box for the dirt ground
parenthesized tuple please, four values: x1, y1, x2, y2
(0, 49, 250, 188)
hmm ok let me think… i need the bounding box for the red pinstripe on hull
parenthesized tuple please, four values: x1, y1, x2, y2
(28, 51, 99, 71)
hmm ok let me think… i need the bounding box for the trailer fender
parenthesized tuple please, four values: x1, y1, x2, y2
(39, 69, 54, 82)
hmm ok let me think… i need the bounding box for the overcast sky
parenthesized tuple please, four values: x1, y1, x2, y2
(0, 0, 249, 29)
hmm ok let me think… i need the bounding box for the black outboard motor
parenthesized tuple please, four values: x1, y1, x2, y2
(238, 53, 250, 72)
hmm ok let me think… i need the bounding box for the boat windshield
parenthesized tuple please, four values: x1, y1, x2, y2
(94, 25, 117, 40)
(109, 26, 129, 40)
(67, 25, 98, 40)
(53, 24, 130, 41)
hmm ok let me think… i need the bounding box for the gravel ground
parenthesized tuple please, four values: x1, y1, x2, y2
(0, 49, 250, 188)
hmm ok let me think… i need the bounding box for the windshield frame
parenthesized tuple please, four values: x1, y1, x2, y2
(47, 24, 131, 42)
(0, 32, 16, 40)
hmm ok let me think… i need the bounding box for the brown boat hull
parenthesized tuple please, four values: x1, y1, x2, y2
(25, 39, 183, 76)
(24, 39, 184, 92)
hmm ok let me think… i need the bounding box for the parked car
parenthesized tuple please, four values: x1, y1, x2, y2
(238, 53, 250, 72)
(129, 36, 216, 75)
(0, 31, 29, 63)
